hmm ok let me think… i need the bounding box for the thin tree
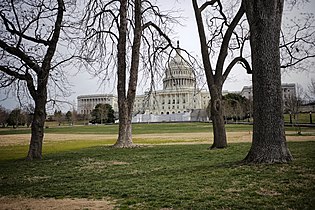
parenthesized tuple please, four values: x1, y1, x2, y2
(0, 106, 9, 127)
(0, 0, 65, 160)
(82, 0, 175, 147)
(307, 79, 315, 100)
(192, 0, 252, 149)
(243, 0, 293, 163)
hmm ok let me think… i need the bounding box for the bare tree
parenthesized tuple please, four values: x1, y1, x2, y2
(192, 0, 252, 149)
(81, 0, 175, 147)
(0, 105, 9, 127)
(0, 0, 65, 160)
(307, 79, 315, 100)
(243, 0, 293, 163)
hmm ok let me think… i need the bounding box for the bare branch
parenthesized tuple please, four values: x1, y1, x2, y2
(222, 57, 252, 82)
(0, 12, 50, 46)
(0, 39, 41, 73)
(200, 0, 218, 12)
(215, 2, 245, 76)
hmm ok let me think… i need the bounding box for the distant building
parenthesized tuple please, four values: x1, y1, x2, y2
(77, 94, 117, 115)
(240, 83, 296, 101)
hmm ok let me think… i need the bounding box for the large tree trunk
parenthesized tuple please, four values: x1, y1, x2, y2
(26, 100, 46, 160)
(209, 84, 227, 149)
(114, 102, 134, 148)
(243, 0, 292, 163)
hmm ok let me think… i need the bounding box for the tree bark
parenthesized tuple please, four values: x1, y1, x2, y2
(209, 84, 227, 149)
(26, 98, 47, 160)
(243, 0, 293, 163)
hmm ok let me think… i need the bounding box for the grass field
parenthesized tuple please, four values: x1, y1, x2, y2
(1, 121, 315, 136)
(284, 113, 315, 124)
(0, 123, 315, 209)
(0, 143, 314, 209)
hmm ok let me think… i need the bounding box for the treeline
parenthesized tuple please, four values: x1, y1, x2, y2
(0, 106, 32, 128)
(47, 103, 115, 125)
(0, 103, 115, 128)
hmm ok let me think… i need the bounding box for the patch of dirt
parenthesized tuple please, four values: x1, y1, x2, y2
(0, 197, 115, 210)
(0, 134, 117, 146)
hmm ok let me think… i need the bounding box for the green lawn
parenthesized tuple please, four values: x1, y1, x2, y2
(0, 142, 314, 209)
(1, 122, 314, 135)
(284, 112, 315, 124)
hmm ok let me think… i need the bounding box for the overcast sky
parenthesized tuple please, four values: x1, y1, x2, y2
(1, 0, 315, 111)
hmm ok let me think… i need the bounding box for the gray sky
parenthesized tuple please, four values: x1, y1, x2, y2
(1, 0, 315, 111)
(69, 0, 315, 105)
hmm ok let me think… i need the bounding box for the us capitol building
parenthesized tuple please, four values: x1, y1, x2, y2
(77, 45, 297, 122)
(77, 46, 211, 122)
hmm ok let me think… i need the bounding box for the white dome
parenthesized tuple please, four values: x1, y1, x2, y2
(163, 47, 196, 90)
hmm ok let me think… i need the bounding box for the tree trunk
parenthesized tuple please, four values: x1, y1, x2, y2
(209, 84, 227, 149)
(114, 0, 141, 148)
(26, 97, 47, 160)
(114, 102, 134, 148)
(243, 0, 292, 163)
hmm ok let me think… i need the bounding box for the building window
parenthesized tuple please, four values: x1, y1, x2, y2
(161, 112, 164, 114)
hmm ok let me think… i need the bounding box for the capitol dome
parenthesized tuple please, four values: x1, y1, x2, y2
(163, 42, 196, 90)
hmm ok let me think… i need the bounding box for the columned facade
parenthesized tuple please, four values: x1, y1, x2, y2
(77, 94, 118, 115)
(77, 44, 211, 119)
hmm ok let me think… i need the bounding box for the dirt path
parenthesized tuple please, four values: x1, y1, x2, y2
(0, 132, 314, 146)
(0, 197, 115, 210)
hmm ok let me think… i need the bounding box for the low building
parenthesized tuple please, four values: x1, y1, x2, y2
(241, 83, 296, 101)
(77, 94, 117, 115)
